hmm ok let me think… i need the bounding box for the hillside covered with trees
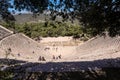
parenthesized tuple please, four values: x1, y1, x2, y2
(1, 21, 93, 41)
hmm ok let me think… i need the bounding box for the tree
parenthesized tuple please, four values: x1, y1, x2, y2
(0, 0, 15, 22)
(0, 0, 119, 36)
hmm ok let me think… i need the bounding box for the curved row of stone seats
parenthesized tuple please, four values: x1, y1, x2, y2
(0, 33, 51, 61)
(63, 35, 120, 60)
(0, 25, 13, 40)
(74, 35, 120, 59)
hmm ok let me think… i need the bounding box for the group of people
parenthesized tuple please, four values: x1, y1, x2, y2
(38, 56, 46, 61)
(52, 55, 61, 60)
(38, 54, 62, 61)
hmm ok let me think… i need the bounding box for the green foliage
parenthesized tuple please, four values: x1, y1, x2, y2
(0, 0, 119, 36)
(12, 21, 84, 38)
(0, 21, 15, 31)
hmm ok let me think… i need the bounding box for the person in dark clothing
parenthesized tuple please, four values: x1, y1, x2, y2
(38, 56, 42, 61)
(58, 55, 61, 59)
(53, 55, 55, 59)
(42, 57, 46, 61)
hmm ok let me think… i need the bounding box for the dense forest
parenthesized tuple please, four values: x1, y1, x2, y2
(1, 21, 93, 41)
